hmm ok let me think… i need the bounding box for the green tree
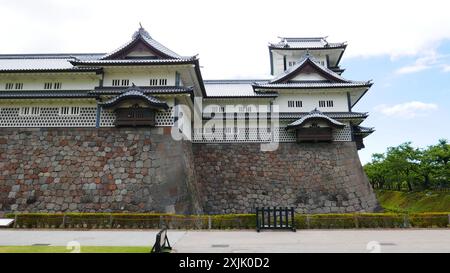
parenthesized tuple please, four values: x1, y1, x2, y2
(364, 153, 388, 189)
(426, 139, 450, 188)
(364, 140, 450, 192)
(384, 142, 420, 191)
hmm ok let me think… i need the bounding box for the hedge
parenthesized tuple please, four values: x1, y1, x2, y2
(5, 212, 449, 229)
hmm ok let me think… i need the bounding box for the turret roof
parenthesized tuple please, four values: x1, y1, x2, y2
(286, 108, 346, 129)
(100, 26, 190, 60)
(269, 37, 346, 49)
(99, 85, 169, 110)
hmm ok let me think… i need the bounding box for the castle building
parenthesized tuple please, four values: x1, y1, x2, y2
(0, 27, 379, 214)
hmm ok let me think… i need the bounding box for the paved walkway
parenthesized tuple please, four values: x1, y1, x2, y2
(0, 229, 449, 253)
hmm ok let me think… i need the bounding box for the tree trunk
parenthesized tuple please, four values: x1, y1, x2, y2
(423, 174, 430, 189)
(406, 180, 413, 191)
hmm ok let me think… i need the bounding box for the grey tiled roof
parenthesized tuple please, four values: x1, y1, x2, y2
(90, 86, 193, 95)
(0, 90, 92, 98)
(0, 26, 193, 71)
(268, 54, 361, 84)
(278, 112, 368, 119)
(204, 80, 277, 98)
(286, 109, 345, 128)
(100, 27, 189, 60)
(253, 81, 372, 89)
(0, 57, 101, 72)
(70, 58, 196, 66)
(353, 125, 375, 136)
(269, 37, 346, 49)
(99, 89, 168, 109)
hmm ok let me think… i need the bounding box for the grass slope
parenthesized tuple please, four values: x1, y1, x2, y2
(376, 190, 450, 213)
(0, 246, 151, 253)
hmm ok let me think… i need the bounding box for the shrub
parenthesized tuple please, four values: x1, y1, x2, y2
(112, 213, 171, 229)
(6, 213, 64, 229)
(5, 212, 449, 229)
(409, 213, 449, 228)
(64, 213, 112, 229)
(356, 213, 405, 228)
(210, 214, 256, 229)
(306, 214, 356, 229)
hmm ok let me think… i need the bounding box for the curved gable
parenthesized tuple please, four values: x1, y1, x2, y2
(272, 57, 347, 84)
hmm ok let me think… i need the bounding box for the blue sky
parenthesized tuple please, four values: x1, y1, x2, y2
(0, 0, 449, 164)
(345, 41, 450, 163)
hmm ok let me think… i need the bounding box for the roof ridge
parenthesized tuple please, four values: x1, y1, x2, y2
(100, 26, 189, 60)
(204, 79, 269, 83)
(0, 53, 105, 60)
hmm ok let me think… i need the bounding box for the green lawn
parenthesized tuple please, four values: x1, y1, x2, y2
(376, 190, 450, 213)
(0, 246, 151, 253)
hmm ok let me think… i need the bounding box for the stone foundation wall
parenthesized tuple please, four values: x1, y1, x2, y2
(0, 128, 202, 214)
(0, 128, 379, 215)
(193, 142, 380, 214)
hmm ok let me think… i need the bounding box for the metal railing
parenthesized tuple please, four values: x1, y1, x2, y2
(256, 207, 296, 232)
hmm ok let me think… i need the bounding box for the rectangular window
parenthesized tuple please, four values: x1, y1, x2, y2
(20, 107, 30, 116)
(59, 106, 81, 116)
(44, 82, 52, 89)
(288, 101, 302, 108)
(121, 79, 129, 86)
(112, 79, 120, 86)
(70, 107, 80, 115)
(5, 83, 14, 90)
(60, 107, 70, 115)
(159, 79, 167, 86)
(19, 107, 40, 116)
(319, 100, 334, 107)
(15, 83, 23, 90)
(31, 107, 40, 115)
(149, 79, 158, 86)
(54, 82, 61, 89)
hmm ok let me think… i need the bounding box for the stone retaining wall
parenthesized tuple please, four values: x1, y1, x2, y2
(193, 142, 380, 214)
(0, 128, 379, 214)
(0, 128, 202, 214)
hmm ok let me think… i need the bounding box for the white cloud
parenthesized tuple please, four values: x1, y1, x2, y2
(374, 101, 438, 119)
(1, 0, 450, 78)
(395, 64, 430, 75)
(442, 65, 450, 72)
(395, 50, 450, 75)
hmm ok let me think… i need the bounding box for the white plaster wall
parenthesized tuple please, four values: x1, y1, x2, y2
(103, 68, 176, 87)
(274, 92, 348, 112)
(202, 99, 271, 114)
(0, 75, 99, 91)
(0, 98, 96, 108)
(272, 50, 328, 76)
